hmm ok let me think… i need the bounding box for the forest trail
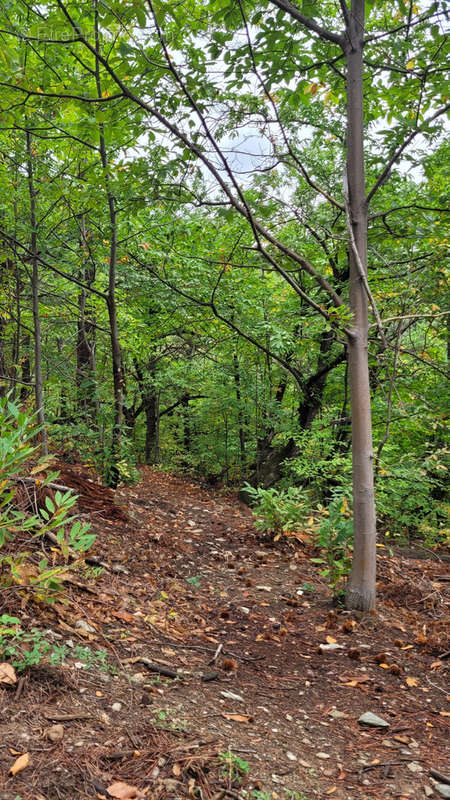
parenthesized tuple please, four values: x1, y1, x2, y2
(1, 467, 449, 800)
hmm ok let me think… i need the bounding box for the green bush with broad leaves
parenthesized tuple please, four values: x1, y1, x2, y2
(310, 490, 354, 596)
(0, 394, 96, 604)
(243, 483, 308, 540)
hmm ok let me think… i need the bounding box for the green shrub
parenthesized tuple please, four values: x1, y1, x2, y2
(311, 490, 353, 595)
(0, 394, 95, 604)
(243, 483, 307, 539)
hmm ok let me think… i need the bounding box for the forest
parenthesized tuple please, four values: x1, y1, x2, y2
(0, 1, 449, 797)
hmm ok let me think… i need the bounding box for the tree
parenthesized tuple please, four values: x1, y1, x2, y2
(0, 0, 447, 608)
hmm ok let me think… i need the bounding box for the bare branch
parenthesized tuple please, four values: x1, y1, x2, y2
(269, 0, 344, 46)
(366, 103, 450, 203)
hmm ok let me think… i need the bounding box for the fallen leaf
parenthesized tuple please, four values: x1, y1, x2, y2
(172, 763, 181, 777)
(326, 635, 337, 644)
(221, 713, 252, 723)
(0, 662, 17, 685)
(9, 753, 31, 775)
(406, 676, 419, 687)
(394, 735, 409, 744)
(326, 787, 337, 795)
(112, 610, 135, 623)
(107, 782, 140, 799)
(439, 711, 450, 717)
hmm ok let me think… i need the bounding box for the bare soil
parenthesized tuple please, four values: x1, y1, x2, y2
(0, 466, 449, 800)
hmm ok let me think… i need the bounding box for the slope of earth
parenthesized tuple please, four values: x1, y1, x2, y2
(0, 466, 449, 800)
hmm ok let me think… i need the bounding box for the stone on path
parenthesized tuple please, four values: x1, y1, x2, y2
(358, 712, 389, 727)
(434, 784, 450, 799)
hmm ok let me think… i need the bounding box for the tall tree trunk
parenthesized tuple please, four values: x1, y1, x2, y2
(0, 311, 7, 397)
(20, 334, 31, 401)
(145, 393, 160, 465)
(181, 393, 191, 454)
(94, 7, 123, 485)
(233, 350, 246, 464)
(345, 0, 377, 611)
(76, 217, 98, 421)
(26, 130, 48, 455)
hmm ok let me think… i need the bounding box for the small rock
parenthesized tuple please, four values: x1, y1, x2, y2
(407, 761, 423, 774)
(75, 619, 95, 633)
(74, 741, 83, 747)
(239, 606, 250, 614)
(317, 752, 330, 759)
(286, 752, 297, 761)
(201, 671, 219, 682)
(299, 759, 312, 768)
(256, 585, 272, 591)
(111, 702, 122, 712)
(434, 784, 450, 799)
(424, 786, 434, 797)
(130, 672, 146, 684)
(220, 690, 244, 703)
(329, 709, 346, 719)
(318, 643, 344, 653)
(46, 724, 64, 742)
(358, 712, 389, 728)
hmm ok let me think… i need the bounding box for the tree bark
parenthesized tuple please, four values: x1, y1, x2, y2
(26, 130, 48, 456)
(20, 334, 31, 401)
(76, 216, 98, 420)
(233, 350, 246, 464)
(344, 0, 377, 611)
(94, 7, 123, 485)
(145, 392, 160, 464)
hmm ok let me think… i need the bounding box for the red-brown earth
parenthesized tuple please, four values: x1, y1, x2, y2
(0, 466, 449, 800)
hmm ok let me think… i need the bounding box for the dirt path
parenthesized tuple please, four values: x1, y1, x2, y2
(1, 467, 449, 800)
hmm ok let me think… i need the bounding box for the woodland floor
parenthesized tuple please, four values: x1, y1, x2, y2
(0, 465, 449, 800)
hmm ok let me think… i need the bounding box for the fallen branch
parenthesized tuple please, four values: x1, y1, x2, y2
(430, 768, 450, 785)
(130, 656, 180, 679)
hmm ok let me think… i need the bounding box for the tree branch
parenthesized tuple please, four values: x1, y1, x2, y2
(366, 103, 450, 203)
(269, 0, 344, 46)
(55, 0, 344, 313)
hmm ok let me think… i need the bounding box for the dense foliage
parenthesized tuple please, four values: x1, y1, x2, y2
(0, 1, 448, 604)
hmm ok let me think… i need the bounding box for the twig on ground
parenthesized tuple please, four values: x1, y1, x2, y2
(209, 643, 223, 664)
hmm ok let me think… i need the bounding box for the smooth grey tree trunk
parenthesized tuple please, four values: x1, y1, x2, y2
(344, 0, 377, 610)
